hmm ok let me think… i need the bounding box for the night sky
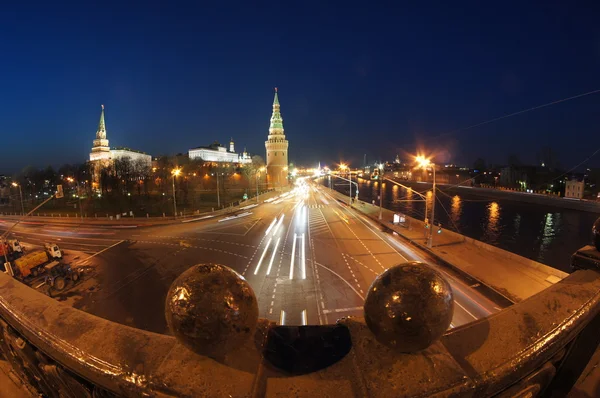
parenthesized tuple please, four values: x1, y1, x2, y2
(2, 1, 600, 173)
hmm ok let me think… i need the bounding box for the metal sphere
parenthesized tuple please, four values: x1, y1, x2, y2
(593, 217, 600, 252)
(364, 261, 454, 352)
(165, 264, 258, 358)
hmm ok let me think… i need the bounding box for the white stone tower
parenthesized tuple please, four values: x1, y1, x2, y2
(229, 138, 235, 153)
(89, 105, 111, 162)
(265, 88, 289, 189)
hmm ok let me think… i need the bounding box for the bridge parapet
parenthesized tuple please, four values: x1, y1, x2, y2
(1, 258, 600, 397)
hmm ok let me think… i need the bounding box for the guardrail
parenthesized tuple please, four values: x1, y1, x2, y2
(1, 247, 600, 396)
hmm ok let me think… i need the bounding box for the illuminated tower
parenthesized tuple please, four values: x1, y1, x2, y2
(265, 88, 289, 188)
(229, 138, 235, 153)
(89, 105, 111, 161)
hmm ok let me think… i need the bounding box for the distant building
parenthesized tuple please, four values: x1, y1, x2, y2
(88, 105, 151, 185)
(565, 180, 584, 199)
(188, 139, 251, 164)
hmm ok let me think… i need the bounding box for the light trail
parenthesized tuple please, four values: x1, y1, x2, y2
(266, 237, 281, 275)
(253, 237, 272, 275)
(265, 218, 277, 236)
(289, 233, 297, 280)
(301, 233, 306, 279)
(273, 214, 285, 234)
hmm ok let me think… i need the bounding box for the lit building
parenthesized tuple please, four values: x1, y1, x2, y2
(565, 180, 584, 199)
(188, 138, 251, 164)
(88, 105, 151, 184)
(265, 88, 289, 188)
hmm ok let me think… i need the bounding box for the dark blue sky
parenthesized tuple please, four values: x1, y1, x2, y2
(2, 1, 600, 173)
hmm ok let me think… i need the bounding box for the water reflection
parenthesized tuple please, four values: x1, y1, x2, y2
(538, 213, 562, 263)
(483, 201, 502, 244)
(450, 195, 462, 230)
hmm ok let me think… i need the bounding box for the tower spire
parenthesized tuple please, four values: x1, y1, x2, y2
(96, 104, 107, 140)
(269, 88, 284, 135)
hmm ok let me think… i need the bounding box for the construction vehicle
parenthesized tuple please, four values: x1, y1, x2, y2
(7, 244, 63, 279)
(0, 239, 24, 262)
(44, 262, 81, 291)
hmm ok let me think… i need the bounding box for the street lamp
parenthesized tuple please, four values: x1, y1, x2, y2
(280, 166, 288, 191)
(11, 182, 24, 216)
(416, 155, 436, 248)
(378, 164, 384, 219)
(339, 163, 352, 205)
(172, 168, 181, 218)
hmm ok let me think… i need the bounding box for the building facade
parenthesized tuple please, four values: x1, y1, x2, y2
(88, 105, 151, 185)
(265, 88, 289, 188)
(565, 180, 584, 199)
(188, 139, 251, 164)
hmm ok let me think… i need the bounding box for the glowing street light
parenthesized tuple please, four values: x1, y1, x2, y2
(378, 163, 384, 220)
(11, 182, 24, 216)
(415, 155, 436, 248)
(172, 168, 181, 218)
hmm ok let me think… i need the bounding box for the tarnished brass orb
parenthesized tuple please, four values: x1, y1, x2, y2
(364, 261, 454, 352)
(165, 264, 258, 358)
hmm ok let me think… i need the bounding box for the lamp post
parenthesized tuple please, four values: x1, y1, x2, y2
(340, 163, 351, 205)
(378, 164, 384, 220)
(11, 183, 24, 216)
(416, 156, 436, 248)
(172, 168, 181, 218)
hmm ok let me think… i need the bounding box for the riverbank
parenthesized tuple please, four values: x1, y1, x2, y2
(386, 178, 600, 213)
(323, 185, 569, 303)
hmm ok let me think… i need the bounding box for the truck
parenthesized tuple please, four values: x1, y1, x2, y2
(8, 244, 63, 279)
(0, 239, 24, 261)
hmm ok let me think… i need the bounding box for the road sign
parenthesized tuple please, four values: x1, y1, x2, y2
(55, 185, 64, 198)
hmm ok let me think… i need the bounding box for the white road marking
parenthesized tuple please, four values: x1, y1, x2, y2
(265, 218, 277, 236)
(181, 215, 215, 223)
(454, 300, 478, 320)
(301, 309, 307, 326)
(273, 214, 285, 234)
(280, 310, 286, 325)
(314, 261, 364, 300)
(254, 237, 272, 275)
(301, 233, 306, 280)
(239, 204, 258, 210)
(322, 306, 363, 314)
(289, 233, 297, 280)
(218, 211, 252, 222)
(266, 237, 281, 275)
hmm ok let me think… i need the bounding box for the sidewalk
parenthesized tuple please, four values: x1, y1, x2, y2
(325, 187, 568, 303)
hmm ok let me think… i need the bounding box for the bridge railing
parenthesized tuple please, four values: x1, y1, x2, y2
(1, 255, 600, 397)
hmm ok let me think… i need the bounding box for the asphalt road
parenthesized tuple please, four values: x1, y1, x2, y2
(0, 181, 503, 334)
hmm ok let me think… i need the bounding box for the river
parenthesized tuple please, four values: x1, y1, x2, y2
(322, 176, 599, 273)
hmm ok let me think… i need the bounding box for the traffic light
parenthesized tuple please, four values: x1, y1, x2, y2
(424, 218, 430, 229)
(437, 223, 442, 234)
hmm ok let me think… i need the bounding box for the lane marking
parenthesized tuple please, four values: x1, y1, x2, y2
(265, 218, 277, 236)
(289, 233, 297, 280)
(266, 237, 281, 275)
(253, 237, 272, 275)
(322, 306, 363, 314)
(181, 215, 215, 223)
(301, 233, 306, 280)
(273, 214, 285, 234)
(280, 310, 286, 325)
(314, 261, 364, 300)
(301, 309, 307, 326)
(454, 300, 478, 320)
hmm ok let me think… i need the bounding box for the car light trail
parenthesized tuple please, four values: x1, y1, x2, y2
(265, 218, 277, 236)
(301, 309, 307, 326)
(301, 233, 306, 279)
(289, 233, 297, 280)
(266, 237, 281, 275)
(280, 310, 286, 325)
(254, 237, 272, 275)
(273, 214, 285, 234)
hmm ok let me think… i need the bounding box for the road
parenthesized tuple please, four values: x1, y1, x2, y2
(0, 181, 503, 334)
